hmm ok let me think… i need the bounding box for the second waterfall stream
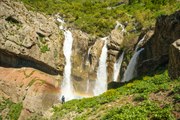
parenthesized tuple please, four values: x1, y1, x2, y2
(93, 37, 108, 96)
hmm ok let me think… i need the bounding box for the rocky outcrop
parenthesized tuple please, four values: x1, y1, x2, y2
(137, 11, 180, 75)
(71, 30, 91, 94)
(168, 39, 180, 79)
(0, 0, 64, 75)
(0, 67, 60, 119)
(107, 29, 124, 82)
(67, 29, 106, 95)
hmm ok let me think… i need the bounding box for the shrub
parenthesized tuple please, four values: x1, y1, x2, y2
(0, 99, 23, 120)
(102, 101, 175, 120)
(40, 44, 50, 53)
(133, 93, 148, 101)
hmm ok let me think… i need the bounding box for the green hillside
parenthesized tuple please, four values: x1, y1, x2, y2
(20, 0, 179, 37)
(51, 70, 180, 119)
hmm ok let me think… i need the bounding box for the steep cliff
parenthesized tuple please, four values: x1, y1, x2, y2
(0, 0, 64, 75)
(137, 10, 180, 75)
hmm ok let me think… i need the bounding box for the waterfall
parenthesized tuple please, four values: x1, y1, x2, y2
(86, 79, 90, 94)
(57, 17, 74, 101)
(93, 38, 108, 96)
(85, 47, 92, 93)
(113, 52, 124, 82)
(86, 46, 92, 65)
(135, 35, 145, 51)
(115, 21, 126, 33)
(121, 36, 146, 82)
(121, 48, 144, 82)
(57, 17, 65, 30)
(60, 30, 74, 101)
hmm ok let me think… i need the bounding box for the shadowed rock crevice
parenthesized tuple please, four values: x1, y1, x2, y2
(0, 49, 59, 75)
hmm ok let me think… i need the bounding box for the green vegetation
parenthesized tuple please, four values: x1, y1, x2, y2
(102, 101, 175, 120)
(52, 70, 179, 119)
(40, 44, 50, 53)
(27, 78, 46, 87)
(20, 0, 179, 37)
(0, 99, 23, 120)
(24, 70, 35, 78)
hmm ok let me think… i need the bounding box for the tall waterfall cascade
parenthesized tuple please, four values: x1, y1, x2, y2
(57, 17, 74, 101)
(113, 52, 124, 82)
(121, 36, 145, 82)
(93, 38, 108, 96)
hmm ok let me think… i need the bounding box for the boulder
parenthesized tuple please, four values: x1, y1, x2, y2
(137, 11, 180, 75)
(0, 67, 60, 119)
(168, 39, 180, 79)
(0, 0, 64, 75)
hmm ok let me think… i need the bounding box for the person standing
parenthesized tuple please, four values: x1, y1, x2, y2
(61, 95, 65, 104)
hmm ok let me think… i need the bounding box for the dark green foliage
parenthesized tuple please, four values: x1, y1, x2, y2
(133, 93, 148, 101)
(173, 94, 180, 102)
(102, 101, 175, 120)
(172, 85, 180, 94)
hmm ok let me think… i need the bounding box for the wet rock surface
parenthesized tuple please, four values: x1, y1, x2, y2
(168, 39, 180, 79)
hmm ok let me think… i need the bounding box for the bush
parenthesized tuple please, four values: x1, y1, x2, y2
(133, 93, 148, 101)
(0, 99, 23, 120)
(40, 44, 50, 53)
(102, 101, 175, 120)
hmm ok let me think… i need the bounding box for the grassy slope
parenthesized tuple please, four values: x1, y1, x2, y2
(19, 0, 179, 37)
(52, 70, 180, 120)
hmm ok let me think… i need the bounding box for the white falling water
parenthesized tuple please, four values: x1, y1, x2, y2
(93, 38, 108, 96)
(57, 17, 65, 30)
(121, 36, 146, 82)
(121, 48, 144, 82)
(115, 21, 126, 33)
(57, 17, 75, 101)
(86, 79, 90, 94)
(86, 47, 92, 93)
(135, 35, 146, 51)
(113, 52, 124, 82)
(60, 30, 74, 101)
(86, 46, 92, 65)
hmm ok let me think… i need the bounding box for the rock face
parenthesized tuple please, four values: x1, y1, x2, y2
(137, 11, 180, 75)
(168, 39, 180, 79)
(71, 30, 91, 94)
(107, 30, 124, 82)
(71, 34, 105, 95)
(0, 67, 60, 119)
(0, 0, 64, 75)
